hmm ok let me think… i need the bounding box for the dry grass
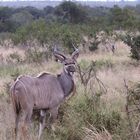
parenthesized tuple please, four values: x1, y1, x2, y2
(97, 60, 140, 113)
(0, 94, 15, 140)
(0, 47, 25, 64)
(78, 41, 131, 65)
(82, 125, 112, 140)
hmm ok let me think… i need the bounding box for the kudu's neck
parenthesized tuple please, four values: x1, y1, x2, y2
(57, 70, 74, 98)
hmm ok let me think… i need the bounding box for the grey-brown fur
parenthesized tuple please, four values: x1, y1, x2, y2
(10, 48, 79, 140)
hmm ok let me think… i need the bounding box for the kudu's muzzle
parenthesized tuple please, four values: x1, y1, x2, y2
(65, 63, 76, 74)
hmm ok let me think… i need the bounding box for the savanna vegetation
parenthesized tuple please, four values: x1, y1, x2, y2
(0, 1, 140, 140)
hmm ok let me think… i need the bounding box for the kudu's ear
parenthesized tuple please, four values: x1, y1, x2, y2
(71, 44, 79, 61)
(53, 48, 66, 63)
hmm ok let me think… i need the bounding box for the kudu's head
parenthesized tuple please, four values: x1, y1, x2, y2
(53, 46, 79, 76)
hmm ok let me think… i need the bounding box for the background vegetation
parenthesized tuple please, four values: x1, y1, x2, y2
(0, 1, 140, 140)
(0, 2, 140, 57)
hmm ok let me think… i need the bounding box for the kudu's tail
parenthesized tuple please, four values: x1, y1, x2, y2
(10, 83, 21, 139)
(10, 84, 21, 116)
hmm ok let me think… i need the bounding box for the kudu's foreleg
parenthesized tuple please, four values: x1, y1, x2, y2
(49, 107, 58, 131)
(38, 110, 47, 140)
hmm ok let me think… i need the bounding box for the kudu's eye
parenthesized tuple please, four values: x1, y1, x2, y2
(65, 62, 75, 66)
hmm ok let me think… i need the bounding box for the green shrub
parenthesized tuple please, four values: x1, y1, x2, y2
(95, 59, 114, 69)
(12, 20, 96, 53)
(7, 52, 23, 63)
(78, 59, 91, 70)
(131, 35, 140, 60)
(25, 47, 47, 64)
(123, 34, 140, 60)
(73, 94, 121, 131)
(89, 41, 100, 51)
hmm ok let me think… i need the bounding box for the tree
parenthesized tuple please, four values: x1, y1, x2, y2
(10, 11, 33, 27)
(110, 5, 136, 29)
(0, 7, 13, 22)
(43, 6, 54, 15)
(54, 1, 88, 23)
(0, 7, 15, 32)
(15, 6, 44, 19)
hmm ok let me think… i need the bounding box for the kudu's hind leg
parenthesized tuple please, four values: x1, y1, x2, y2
(19, 109, 33, 140)
(14, 113, 20, 140)
(38, 110, 47, 140)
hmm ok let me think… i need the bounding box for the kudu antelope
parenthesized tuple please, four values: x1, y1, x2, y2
(10, 47, 79, 140)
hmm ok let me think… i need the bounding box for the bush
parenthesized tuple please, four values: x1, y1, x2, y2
(25, 47, 47, 64)
(89, 42, 98, 51)
(51, 88, 122, 140)
(123, 34, 140, 60)
(7, 52, 23, 63)
(74, 94, 121, 131)
(131, 35, 140, 60)
(12, 20, 84, 53)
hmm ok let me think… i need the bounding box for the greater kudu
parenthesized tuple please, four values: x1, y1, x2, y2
(10, 47, 79, 140)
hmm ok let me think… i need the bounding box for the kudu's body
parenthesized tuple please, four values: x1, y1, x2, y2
(10, 48, 79, 140)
